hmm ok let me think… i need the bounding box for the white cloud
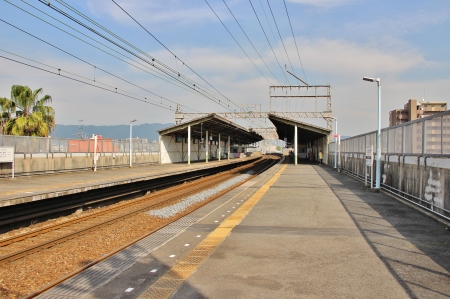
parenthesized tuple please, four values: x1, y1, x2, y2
(283, 37, 426, 78)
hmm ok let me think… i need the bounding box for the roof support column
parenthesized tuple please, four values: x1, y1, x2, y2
(206, 130, 209, 163)
(187, 125, 191, 165)
(218, 133, 221, 161)
(295, 125, 298, 165)
(227, 135, 230, 160)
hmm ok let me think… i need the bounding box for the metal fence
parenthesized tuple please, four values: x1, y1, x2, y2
(0, 135, 160, 154)
(330, 110, 450, 156)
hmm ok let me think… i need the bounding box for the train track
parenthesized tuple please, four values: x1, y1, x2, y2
(0, 155, 280, 298)
(0, 156, 278, 267)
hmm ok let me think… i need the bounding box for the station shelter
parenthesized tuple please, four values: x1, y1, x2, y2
(268, 114, 331, 165)
(158, 114, 263, 164)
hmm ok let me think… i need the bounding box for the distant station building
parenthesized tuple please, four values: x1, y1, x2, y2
(389, 99, 447, 126)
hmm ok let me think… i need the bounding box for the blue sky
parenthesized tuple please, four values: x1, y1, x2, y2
(0, 0, 449, 137)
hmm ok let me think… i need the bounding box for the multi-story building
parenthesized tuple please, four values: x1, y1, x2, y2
(389, 99, 447, 126)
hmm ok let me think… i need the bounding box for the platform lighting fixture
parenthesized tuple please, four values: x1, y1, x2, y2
(130, 119, 137, 167)
(362, 77, 381, 190)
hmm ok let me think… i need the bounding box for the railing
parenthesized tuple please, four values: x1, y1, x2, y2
(329, 110, 450, 156)
(0, 135, 160, 154)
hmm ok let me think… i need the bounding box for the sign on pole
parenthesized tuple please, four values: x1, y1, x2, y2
(332, 134, 339, 138)
(366, 146, 373, 166)
(365, 146, 373, 188)
(0, 146, 15, 178)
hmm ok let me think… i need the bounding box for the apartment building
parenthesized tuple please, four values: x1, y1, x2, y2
(389, 99, 447, 126)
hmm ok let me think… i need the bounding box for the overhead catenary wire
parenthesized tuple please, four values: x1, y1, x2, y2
(222, 0, 281, 85)
(0, 19, 192, 112)
(0, 49, 174, 110)
(265, 0, 295, 76)
(283, 0, 307, 83)
(203, 0, 273, 85)
(107, 0, 262, 127)
(0, 56, 174, 111)
(7, 0, 199, 112)
(39, 0, 238, 112)
(247, 0, 286, 80)
(109, 0, 234, 106)
(56, 0, 226, 103)
(257, 0, 288, 72)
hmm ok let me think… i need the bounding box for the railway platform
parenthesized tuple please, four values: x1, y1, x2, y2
(0, 156, 260, 208)
(37, 157, 450, 298)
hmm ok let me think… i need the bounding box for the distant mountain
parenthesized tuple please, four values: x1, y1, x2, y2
(51, 123, 173, 141)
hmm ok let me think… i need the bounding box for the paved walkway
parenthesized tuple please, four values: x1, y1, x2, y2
(0, 157, 258, 207)
(39, 159, 450, 298)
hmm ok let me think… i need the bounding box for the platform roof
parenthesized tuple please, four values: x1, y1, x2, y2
(268, 114, 331, 144)
(158, 113, 263, 144)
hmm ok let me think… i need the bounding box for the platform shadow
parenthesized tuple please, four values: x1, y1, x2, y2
(315, 165, 450, 298)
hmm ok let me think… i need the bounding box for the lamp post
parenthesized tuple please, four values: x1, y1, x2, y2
(363, 77, 381, 190)
(330, 117, 338, 169)
(129, 119, 136, 167)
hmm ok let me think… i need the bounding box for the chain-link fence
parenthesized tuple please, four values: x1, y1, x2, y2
(0, 135, 160, 154)
(330, 110, 450, 156)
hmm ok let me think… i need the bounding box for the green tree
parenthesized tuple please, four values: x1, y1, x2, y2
(6, 85, 55, 137)
(0, 97, 14, 134)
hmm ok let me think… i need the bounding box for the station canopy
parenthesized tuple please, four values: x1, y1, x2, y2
(158, 113, 263, 144)
(268, 113, 331, 144)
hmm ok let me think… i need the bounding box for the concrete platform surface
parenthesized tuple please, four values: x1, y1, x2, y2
(0, 157, 258, 207)
(38, 160, 450, 298)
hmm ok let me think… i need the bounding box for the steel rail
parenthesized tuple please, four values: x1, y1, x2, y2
(0, 157, 270, 263)
(21, 155, 280, 298)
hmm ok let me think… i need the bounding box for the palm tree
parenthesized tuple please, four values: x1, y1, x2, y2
(7, 85, 55, 137)
(0, 97, 14, 134)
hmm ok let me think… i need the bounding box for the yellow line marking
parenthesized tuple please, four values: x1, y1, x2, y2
(138, 163, 288, 299)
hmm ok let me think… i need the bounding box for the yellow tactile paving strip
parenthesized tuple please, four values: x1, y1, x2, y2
(138, 164, 288, 299)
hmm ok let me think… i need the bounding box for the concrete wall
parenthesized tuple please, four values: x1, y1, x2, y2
(0, 152, 159, 176)
(338, 154, 450, 218)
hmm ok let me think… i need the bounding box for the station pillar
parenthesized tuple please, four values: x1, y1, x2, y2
(187, 125, 191, 165)
(206, 130, 209, 163)
(227, 136, 230, 160)
(218, 133, 221, 161)
(294, 125, 298, 165)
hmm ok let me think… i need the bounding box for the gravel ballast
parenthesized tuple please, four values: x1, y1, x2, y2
(147, 173, 250, 218)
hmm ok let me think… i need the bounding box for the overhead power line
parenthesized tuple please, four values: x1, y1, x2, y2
(0, 49, 174, 110)
(0, 55, 173, 110)
(109, 0, 232, 105)
(265, 0, 295, 75)
(39, 0, 237, 111)
(247, 0, 285, 80)
(203, 0, 273, 85)
(107, 0, 262, 126)
(222, 0, 281, 85)
(0, 18, 187, 111)
(7, 0, 200, 111)
(283, 0, 308, 83)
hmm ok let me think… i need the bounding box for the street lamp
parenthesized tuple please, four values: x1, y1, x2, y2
(130, 119, 136, 167)
(330, 117, 338, 169)
(363, 77, 381, 190)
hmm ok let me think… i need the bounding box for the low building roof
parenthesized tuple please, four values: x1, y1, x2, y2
(158, 113, 263, 144)
(268, 114, 331, 144)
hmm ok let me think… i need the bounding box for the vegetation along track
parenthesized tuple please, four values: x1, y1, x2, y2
(0, 155, 279, 267)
